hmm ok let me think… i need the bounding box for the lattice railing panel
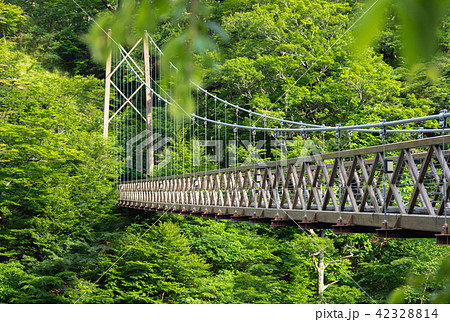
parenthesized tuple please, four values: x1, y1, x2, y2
(119, 136, 450, 233)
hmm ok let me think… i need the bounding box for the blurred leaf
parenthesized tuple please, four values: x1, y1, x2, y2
(353, 0, 450, 78)
(88, 0, 219, 118)
(206, 21, 230, 42)
(434, 255, 450, 283)
(397, 0, 450, 68)
(388, 287, 406, 304)
(86, 12, 116, 64)
(135, 1, 156, 35)
(352, 0, 392, 56)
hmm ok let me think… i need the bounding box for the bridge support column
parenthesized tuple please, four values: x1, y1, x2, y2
(103, 30, 112, 139)
(143, 35, 154, 175)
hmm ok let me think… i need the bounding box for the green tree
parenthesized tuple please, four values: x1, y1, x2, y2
(0, 1, 23, 38)
(0, 42, 120, 303)
(289, 231, 365, 303)
(94, 221, 209, 303)
(180, 218, 314, 303)
(201, 0, 429, 154)
(6, 0, 110, 75)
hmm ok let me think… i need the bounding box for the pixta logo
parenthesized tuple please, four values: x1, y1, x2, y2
(126, 130, 324, 172)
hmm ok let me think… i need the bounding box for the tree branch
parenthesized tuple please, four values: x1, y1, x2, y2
(312, 256, 319, 270)
(101, 0, 117, 13)
(324, 254, 354, 269)
(323, 280, 339, 291)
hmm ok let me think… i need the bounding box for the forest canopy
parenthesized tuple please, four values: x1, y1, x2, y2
(0, 0, 449, 304)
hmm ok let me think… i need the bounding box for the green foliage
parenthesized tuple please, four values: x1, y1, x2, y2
(90, 221, 209, 303)
(431, 255, 450, 303)
(201, 0, 433, 155)
(0, 41, 121, 303)
(88, 0, 225, 115)
(177, 218, 315, 303)
(0, 41, 21, 85)
(353, 238, 450, 303)
(6, 0, 107, 75)
(0, 47, 118, 221)
(0, 261, 27, 302)
(321, 285, 365, 304)
(1, 0, 450, 305)
(389, 254, 450, 304)
(353, 0, 450, 77)
(184, 220, 278, 272)
(0, 0, 23, 38)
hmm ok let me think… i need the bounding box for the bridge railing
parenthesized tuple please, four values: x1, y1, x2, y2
(119, 135, 450, 234)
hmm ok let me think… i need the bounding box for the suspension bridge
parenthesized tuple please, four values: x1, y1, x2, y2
(104, 33, 450, 245)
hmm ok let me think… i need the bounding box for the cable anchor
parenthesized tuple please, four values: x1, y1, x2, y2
(300, 125, 307, 140)
(217, 120, 221, 130)
(252, 125, 256, 137)
(439, 109, 447, 129)
(335, 124, 341, 139)
(233, 123, 238, 133)
(418, 127, 423, 140)
(379, 119, 387, 141)
(274, 126, 279, 138)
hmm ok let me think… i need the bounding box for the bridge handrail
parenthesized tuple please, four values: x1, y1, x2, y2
(122, 135, 450, 183)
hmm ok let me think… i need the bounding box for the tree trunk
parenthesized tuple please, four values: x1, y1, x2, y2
(317, 249, 325, 297)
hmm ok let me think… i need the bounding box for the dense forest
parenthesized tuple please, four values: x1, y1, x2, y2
(1, 0, 450, 304)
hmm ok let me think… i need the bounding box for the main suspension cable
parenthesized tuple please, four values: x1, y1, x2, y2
(117, 33, 450, 138)
(144, 31, 321, 129)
